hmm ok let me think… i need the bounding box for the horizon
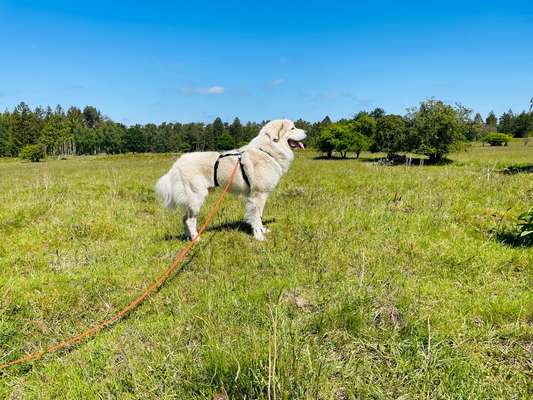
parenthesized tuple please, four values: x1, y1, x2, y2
(1, 0, 532, 124)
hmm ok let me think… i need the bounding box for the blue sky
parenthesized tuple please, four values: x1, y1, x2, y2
(1, 1, 532, 124)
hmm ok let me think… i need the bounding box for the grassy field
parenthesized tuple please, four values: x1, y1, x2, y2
(0, 141, 531, 399)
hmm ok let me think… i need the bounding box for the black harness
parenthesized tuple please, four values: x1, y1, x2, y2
(213, 152, 250, 187)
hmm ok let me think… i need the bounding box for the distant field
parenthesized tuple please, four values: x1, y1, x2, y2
(452, 139, 533, 164)
(0, 143, 532, 399)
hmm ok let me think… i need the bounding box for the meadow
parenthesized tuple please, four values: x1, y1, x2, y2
(0, 141, 531, 399)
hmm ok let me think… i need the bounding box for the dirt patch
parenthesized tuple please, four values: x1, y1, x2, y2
(374, 302, 404, 329)
(281, 289, 313, 312)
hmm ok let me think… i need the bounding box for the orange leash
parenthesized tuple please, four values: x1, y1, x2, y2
(0, 160, 240, 371)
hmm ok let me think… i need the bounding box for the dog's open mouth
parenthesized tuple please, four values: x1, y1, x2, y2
(288, 139, 305, 149)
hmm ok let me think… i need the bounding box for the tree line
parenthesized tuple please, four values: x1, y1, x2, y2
(0, 100, 531, 160)
(314, 100, 532, 162)
(0, 102, 264, 158)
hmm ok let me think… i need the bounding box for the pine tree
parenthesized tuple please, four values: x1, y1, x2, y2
(498, 110, 514, 134)
(210, 117, 224, 150)
(82, 106, 101, 128)
(485, 111, 497, 132)
(8, 102, 41, 154)
(229, 117, 244, 147)
(0, 113, 10, 156)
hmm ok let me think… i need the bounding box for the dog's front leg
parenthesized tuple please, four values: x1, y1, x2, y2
(257, 192, 270, 234)
(245, 192, 269, 240)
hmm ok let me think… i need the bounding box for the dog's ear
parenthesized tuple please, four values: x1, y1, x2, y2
(263, 120, 284, 143)
(272, 120, 284, 142)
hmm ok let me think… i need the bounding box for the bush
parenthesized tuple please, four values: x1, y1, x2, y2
(351, 131, 371, 158)
(216, 130, 235, 150)
(317, 128, 336, 158)
(19, 144, 45, 162)
(518, 207, 533, 244)
(495, 207, 533, 247)
(406, 99, 465, 162)
(486, 132, 512, 146)
(318, 121, 371, 158)
(374, 115, 408, 156)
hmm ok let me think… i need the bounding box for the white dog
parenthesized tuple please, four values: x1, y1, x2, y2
(155, 119, 306, 240)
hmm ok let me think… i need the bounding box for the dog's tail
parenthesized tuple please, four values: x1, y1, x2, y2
(155, 172, 175, 209)
(155, 170, 184, 210)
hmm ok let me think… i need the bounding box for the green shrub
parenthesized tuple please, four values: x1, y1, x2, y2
(19, 144, 45, 162)
(486, 132, 512, 146)
(318, 120, 372, 158)
(406, 99, 465, 162)
(215, 130, 235, 150)
(374, 114, 407, 156)
(317, 130, 334, 158)
(518, 207, 533, 243)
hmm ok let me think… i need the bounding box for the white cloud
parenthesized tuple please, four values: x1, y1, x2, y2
(180, 85, 225, 95)
(271, 79, 284, 86)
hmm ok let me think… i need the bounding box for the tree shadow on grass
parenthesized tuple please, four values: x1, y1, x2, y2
(321, 154, 454, 166)
(163, 218, 276, 240)
(357, 156, 385, 163)
(313, 155, 363, 161)
(500, 163, 533, 175)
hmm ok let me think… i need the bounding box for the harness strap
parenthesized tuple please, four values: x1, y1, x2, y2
(258, 147, 276, 159)
(258, 147, 283, 171)
(214, 152, 250, 188)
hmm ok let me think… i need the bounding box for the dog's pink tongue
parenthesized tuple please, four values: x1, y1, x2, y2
(298, 142, 305, 149)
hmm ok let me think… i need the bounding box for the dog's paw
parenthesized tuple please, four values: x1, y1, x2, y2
(254, 232, 266, 241)
(261, 226, 270, 234)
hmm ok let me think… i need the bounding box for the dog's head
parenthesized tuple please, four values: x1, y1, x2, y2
(259, 119, 306, 152)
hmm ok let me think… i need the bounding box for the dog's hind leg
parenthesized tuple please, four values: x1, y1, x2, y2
(245, 191, 269, 240)
(182, 205, 199, 240)
(182, 185, 208, 240)
(182, 207, 193, 239)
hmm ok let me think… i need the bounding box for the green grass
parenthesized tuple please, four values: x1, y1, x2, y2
(0, 143, 532, 399)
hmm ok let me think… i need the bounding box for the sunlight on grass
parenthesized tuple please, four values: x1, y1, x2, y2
(0, 145, 531, 398)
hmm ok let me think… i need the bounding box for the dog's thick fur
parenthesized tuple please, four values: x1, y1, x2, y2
(155, 119, 306, 240)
